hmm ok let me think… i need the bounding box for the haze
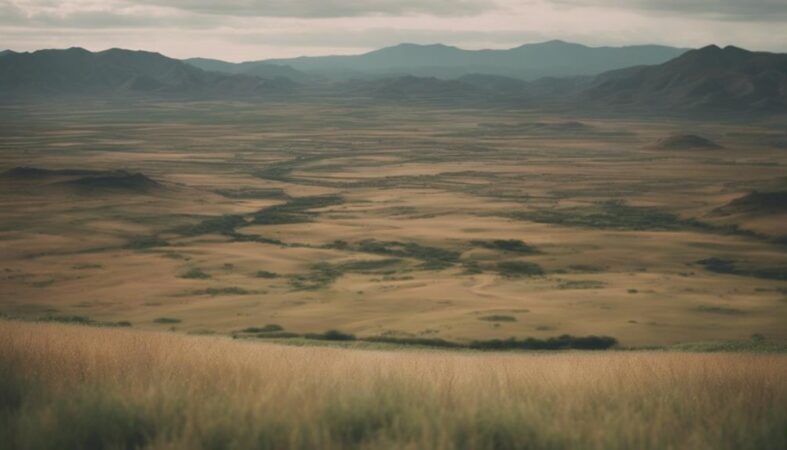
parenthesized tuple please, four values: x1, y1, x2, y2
(2, 0, 787, 60)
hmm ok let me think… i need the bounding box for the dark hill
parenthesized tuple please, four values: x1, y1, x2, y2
(263, 40, 686, 80)
(59, 171, 162, 193)
(715, 191, 787, 215)
(584, 45, 787, 112)
(184, 57, 311, 82)
(650, 134, 723, 150)
(0, 48, 296, 99)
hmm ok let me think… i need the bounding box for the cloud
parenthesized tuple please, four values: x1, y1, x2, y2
(130, 0, 496, 18)
(549, 0, 787, 22)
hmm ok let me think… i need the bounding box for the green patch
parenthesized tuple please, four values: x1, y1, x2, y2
(352, 240, 460, 264)
(173, 214, 246, 237)
(125, 236, 168, 249)
(241, 324, 284, 333)
(557, 280, 606, 289)
(191, 287, 253, 296)
(179, 268, 210, 279)
(512, 200, 704, 231)
(252, 195, 344, 225)
(37, 315, 131, 327)
(471, 239, 539, 254)
(478, 315, 517, 322)
(72, 263, 103, 270)
(697, 257, 787, 281)
(153, 317, 181, 324)
(496, 261, 544, 277)
(694, 305, 746, 315)
(253, 270, 278, 279)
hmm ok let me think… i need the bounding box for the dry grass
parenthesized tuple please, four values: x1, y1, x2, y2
(1, 320, 785, 450)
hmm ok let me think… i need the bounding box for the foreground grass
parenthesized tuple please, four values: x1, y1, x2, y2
(0, 321, 785, 450)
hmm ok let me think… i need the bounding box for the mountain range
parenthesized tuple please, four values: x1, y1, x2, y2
(1, 42, 785, 114)
(191, 40, 687, 81)
(0, 47, 296, 99)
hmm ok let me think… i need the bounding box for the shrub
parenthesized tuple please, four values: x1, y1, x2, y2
(472, 239, 539, 254)
(478, 315, 517, 322)
(305, 330, 356, 341)
(125, 236, 168, 249)
(179, 268, 210, 279)
(253, 270, 278, 279)
(241, 324, 284, 333)
(153, 318, 181, 324)
(496, 261, 544, 277)
(470, 335, 618, 351)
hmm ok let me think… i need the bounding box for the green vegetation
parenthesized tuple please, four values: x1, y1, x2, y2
(252, 195, 344, 225)
(240, 324, 284, 333)
(557, 280, 606, 289)
(252, 270, 278, 279)
(470, 335, 618, 350)
(694, 305, 746, 315)
(471, 239, 539, 254)
(38, 315, 131, 327)
(478, 315, 517, 322)
(495, 261, 544, 277)
(697, 257, 787, 281)
(191, 287, 252, 296)
(174, 215, 246, 237)
(352, 240, 460, 264)
(124, 236, 168, 249)
(153, 318, 181, 324)
(179, 268, 211, 279)
(289, 259, 402, 290)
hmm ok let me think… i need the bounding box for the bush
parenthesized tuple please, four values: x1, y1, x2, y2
(124, 236, 168, 249)
(305, 330, 356, 341)
(179, 268, 210, 279)
(472, 239, 539, 254)
(478, 315, 517, 322)
(153, 318, 181, 324)
(253, 270, 278, 279)
(241, 324, 284, 333)
(496, 261, 544, 277)
(470, 335, 618, 351)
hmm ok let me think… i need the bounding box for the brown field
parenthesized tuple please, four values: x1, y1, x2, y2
(0, 101, 786, 347)
(1, 320, 785, 449)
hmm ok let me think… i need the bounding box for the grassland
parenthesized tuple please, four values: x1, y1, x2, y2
(0, 100, 785, 348)
(1, 320, 785, 450)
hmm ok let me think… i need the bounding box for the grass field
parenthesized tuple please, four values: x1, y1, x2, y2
(0, 101, 785, 347)
(1, 320, 785, 450)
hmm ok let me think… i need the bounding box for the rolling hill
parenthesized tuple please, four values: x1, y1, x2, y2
(583, 45, 787, 112)
(0, 47, 298, 99)
(231, 41, 688, 80)
(184, 57, 311, 82)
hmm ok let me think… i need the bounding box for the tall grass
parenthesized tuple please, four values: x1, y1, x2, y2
(0, 320, 785, 450)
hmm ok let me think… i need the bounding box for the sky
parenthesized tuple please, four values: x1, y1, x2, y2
(1, 0, 786, 61)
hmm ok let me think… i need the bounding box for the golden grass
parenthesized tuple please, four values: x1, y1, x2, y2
(1, 320, 785, 450)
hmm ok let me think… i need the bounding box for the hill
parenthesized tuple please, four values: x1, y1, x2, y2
(650, 134, 723, 150)
(583, 45, 787, 112)
(184, 57, 311, 82)
(261, 40, 687, 80)
(0, 48, 297, 99)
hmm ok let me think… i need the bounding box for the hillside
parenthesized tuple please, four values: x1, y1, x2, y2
(0, 48, 297, 98)
(584, 45, 787, 112)
(184, 57, 311, 82)
(261, 40, 687, 80)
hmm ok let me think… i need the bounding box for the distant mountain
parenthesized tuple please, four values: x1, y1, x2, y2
(583, 45, 787, 112)
(184, 57, 311, 82)
(260, 41, 688, 80)
(0, 47, 298, 99)
(338, 75, 488, 103)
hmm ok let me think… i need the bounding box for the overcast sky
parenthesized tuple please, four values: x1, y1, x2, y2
(1, 0, 785, 61)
